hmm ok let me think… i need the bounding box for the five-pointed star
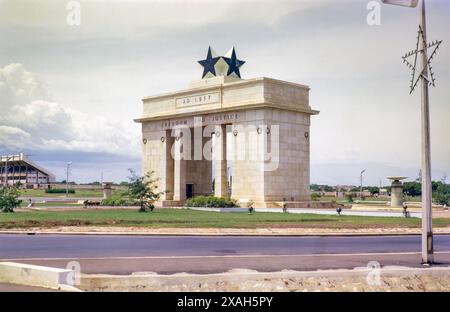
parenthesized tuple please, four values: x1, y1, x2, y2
(223, 47, 246, 78)
(402, 26, 442, 94)
(198, 46, 220, 79)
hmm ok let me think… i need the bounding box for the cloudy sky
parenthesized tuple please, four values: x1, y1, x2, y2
(0, 0, 449, 186)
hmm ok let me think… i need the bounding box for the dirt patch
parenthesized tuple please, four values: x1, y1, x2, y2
(2, 225, 450, 236)
(80, 266, 450, 292)
(263, 222, 419, 229)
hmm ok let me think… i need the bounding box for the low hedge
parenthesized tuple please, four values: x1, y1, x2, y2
(100, 195, 139, 206)
(185, 195, 239, 208)
(45, 188, 75, 194)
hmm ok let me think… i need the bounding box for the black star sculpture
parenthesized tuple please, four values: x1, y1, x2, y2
(223, 47, 246, 78)
(198, 46, 220, 79)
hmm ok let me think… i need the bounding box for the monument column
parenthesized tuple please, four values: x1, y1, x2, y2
(213, 124, 227, 198)
(173, 130, 187, 201)
(163, 130, 174, 200)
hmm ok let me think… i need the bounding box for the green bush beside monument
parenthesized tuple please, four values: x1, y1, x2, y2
(185, 195, 239, 208)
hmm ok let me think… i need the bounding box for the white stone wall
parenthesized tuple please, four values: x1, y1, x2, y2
(263, 109, 311, 202)
(141, 127, 167, 198)
(230, 113, 265, 202)
(229, 108, 311, 204)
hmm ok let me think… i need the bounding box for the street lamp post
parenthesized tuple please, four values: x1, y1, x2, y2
(382, 0, 436, 264)
(66, 161, 72, 197)
(360, 169, 366, 199)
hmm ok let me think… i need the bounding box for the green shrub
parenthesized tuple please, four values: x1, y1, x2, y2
(185, 195, 239, 208)
(346, 193, 355, 203)
(45, 188, 75, 194)
(101, 194, 139, 206)
(311, 193, 321, 201)
(435, 193, 449, 206)
(434, 184, 449, 206)
(1, 186, 22, 213)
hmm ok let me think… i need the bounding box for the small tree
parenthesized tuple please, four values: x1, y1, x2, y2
(127, 169, 163, 212)
(345, 193, 355, 203)
(403, 182, 422, 197)
(434, 184, 449, 206)
(0, 186, 22, 213)
(367, 186, 380, 196)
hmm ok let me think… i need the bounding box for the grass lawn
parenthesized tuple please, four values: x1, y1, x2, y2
(1, 209, 450, 229)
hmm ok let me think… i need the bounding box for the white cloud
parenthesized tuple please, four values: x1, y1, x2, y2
(0, 0, 323, 43)
(0, 125, 31, 149)
(0, 63, 140, 157)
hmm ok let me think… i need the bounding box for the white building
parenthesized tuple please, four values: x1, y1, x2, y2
(0, 153, 55, 187)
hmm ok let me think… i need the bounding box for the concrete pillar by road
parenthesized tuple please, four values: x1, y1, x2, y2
(388, 177, 406, 207)
(163, 130, 174, 200)
(173, 129, 188, 201)
(102, 182, 112, 199)
(213, 124, 227, 198)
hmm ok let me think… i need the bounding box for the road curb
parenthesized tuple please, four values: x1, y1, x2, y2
(0, 262, 82, 291)
(80, 266, 450, 292)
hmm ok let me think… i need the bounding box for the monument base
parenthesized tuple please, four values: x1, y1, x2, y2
(254, 201, 311, 208)
(158, 200, 185, 208)
(156, 200, 341, 209)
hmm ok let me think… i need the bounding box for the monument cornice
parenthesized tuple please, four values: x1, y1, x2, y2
(134, 101, 319, 123)
(141, 77, 310, 102)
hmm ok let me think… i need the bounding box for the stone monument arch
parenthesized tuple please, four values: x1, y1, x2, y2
(135, 47, 319, 208)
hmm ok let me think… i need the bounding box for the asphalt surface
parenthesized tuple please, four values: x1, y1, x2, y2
(1, 234, 450, 274)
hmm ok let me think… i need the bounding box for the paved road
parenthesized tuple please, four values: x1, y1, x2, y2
(1, 234, 450, 274)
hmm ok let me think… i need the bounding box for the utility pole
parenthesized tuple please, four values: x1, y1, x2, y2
(382, 0, 441, 264)
(360, 169, 366, 199)
(66, 161, 72, 197)
(418, 0, 434, 265)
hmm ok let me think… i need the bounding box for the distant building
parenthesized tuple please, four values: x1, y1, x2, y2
(0, 153, 55, 187)
(337, 185, 356, 192)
